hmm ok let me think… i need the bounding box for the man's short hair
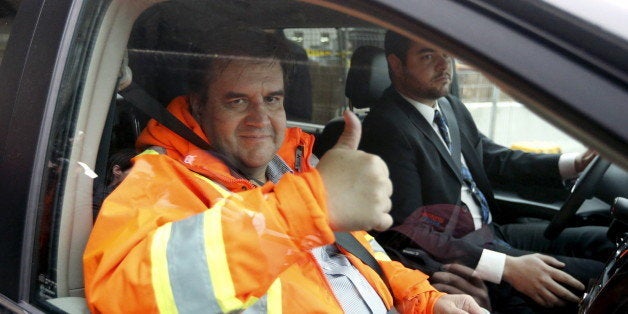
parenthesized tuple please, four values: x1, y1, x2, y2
(187, 27, 295, 102)
(384, 30, 411, 62)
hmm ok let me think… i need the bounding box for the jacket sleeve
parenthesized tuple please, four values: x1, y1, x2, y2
(480, 133, 563, 188)
(349, 232, 446, 313)
(83, 153, 334, 313)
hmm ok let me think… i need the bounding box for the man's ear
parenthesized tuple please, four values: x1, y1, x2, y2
(112, 165, 122, 177)
(189, 93, 202, 120)
(387, 53, 402, 77)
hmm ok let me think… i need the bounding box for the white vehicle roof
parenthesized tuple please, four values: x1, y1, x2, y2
(545, 0, 628, 40)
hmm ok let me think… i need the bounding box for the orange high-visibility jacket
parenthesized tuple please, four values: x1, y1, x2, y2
(83, 96, 444, 313)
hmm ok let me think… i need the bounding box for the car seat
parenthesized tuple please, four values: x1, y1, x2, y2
(313, 45, 390, 157)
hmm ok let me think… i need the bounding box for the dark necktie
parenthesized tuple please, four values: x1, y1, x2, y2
(433, 110, 452, 150)
(433, 109, 490, 224)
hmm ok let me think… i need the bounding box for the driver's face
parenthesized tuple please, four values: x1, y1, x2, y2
(390, 40, 452, 105)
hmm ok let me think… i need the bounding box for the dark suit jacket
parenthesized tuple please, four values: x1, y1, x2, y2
(360, 87, 563, 268)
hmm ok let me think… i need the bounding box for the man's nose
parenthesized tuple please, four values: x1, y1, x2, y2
(435, 53, 451, 71)
(244, 100, 270, 126)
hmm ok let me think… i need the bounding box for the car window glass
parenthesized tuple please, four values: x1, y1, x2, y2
(457, 61, 586, 154)
(29, 1, 108, 312)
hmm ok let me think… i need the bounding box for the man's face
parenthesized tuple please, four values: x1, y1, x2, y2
(194, 60, 286, 179)
(390, 40, 452, 105)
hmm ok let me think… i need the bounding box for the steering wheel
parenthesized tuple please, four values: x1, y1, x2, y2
(544, 156, 611, 239)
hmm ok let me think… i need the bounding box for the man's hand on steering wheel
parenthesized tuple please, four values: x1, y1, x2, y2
(575, 149, 598, 173)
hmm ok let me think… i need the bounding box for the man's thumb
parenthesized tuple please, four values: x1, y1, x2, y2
(333, 110, 362, 150)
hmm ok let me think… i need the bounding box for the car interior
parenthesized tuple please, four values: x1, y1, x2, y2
(21, 0, 626, 313)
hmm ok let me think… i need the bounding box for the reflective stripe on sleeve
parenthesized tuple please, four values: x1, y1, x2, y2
(168, 213, 225, 313)
(242, 278, 282, 314)
(151, 199, 246, 313)
(203, 200, 248, 311)
(267, 278, 282, 313)
(151, 223, 178, 314)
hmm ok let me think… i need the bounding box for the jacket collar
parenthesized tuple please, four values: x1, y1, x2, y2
(383, 87, 463, 182)
(136, 95, 315, 190)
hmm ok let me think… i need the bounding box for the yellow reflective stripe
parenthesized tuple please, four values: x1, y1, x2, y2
(242, 297, 261, 309)
(373, 251, 391, 262)
(363, 233, 391, 262)
(151, 223, 179, 314)
(140, 149, 161, 156)
(203, 199, 244, 312)
(267, 278, 282, 314)
(192, 173, 232, 198)
(242, 278, 281, 313)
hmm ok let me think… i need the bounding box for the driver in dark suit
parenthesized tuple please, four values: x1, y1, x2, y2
(360, 30, 613, 312)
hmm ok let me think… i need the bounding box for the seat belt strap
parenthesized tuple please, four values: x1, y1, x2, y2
(334, 232, 398, 313)
(118, 83, 249, 174)
(335, 232, 386, 279)
(118, 82, 211, 151)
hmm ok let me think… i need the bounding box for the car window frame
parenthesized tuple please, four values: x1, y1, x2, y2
(0, 0, 626, 312)
(0, 0, 78, 306)
(0, 0, 111, 310)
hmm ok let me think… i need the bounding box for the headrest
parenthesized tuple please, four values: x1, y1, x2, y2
(344, 46, 390, 109)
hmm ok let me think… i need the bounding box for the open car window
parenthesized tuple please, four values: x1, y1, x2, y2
(0, 0, 623, 313)
(458, 64, 586, 154)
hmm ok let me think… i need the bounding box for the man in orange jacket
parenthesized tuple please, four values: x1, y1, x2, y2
(83, 28, 484, 313)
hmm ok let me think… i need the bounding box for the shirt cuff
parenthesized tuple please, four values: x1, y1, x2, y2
(558, 152, 579, 179)
(472, 249, 506, 284)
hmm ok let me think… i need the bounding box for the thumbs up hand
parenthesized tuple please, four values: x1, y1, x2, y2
(316, 111, 393, 232)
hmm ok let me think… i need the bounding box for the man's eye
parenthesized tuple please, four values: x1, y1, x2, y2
(264, 96, 283, 108)
(228, 99, 246, 106)
(264, 96, 280, 103)
(420, 54, 433, 61)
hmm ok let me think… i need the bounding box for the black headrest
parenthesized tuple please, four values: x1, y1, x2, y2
(344, 46, 390, 109)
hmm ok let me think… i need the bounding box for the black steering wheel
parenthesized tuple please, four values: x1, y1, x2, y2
(544, 155, 611, 239)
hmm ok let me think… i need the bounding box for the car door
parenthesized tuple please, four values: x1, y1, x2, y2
(0, 0, 111, 312)
(0, 0, 625, 313)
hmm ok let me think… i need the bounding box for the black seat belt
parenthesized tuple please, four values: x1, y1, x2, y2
(118, 82, 252, 174)
(335, 232, 398, 313)
(118, 82, 212, 151)
(335, 232, 387, 280)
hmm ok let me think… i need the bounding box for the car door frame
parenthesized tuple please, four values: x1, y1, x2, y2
(0, 0, 82, 310)
(0, 0, 626, 312)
